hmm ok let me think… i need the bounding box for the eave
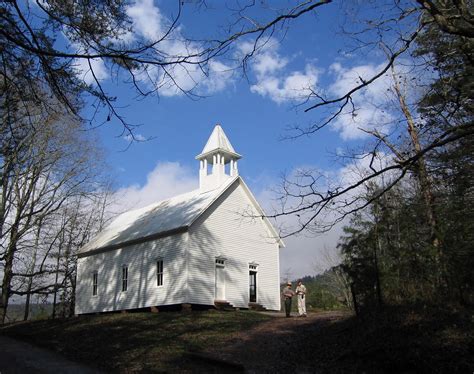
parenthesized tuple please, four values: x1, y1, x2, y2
(77, 226, 188, 258)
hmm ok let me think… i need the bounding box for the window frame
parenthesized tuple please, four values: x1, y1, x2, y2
(121, 265, 128, 292)
(156, 259, 164, 287)
(92, 271, 98, 296)
(248, 262, 258, 303)
(215, 258, 225, 267)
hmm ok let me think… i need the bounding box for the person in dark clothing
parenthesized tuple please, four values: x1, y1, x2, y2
(282, 282, 296, 317)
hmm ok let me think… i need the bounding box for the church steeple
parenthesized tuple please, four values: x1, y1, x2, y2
(196, 124, 241, 191)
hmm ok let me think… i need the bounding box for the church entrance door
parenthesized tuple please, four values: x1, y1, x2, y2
(215, 262, 226, 300)
(249, 271, 257, 302)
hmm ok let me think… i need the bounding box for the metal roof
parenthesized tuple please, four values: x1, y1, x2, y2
(196, 124, 242, 161)
(78, 176, 284, 257)
(79, 178, 237, 255)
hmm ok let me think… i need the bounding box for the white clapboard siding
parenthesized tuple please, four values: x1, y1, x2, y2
(75, 232, 187, 314)
(188, 180, 281, 310)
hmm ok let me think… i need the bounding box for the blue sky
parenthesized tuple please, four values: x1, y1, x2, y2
(70, 0, 409, 279)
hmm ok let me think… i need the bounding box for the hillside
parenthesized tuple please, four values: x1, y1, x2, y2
(5, 304, 53, 323)
(0, 306, 472, 373)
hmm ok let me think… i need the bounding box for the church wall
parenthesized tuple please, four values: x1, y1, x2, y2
(75, 232, 188, 314)
(188, 181, 281, 310)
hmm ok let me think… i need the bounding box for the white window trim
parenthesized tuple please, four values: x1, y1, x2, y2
(215, 258, 226, 267)
(121, 265, 128, 292)
(249, 262, 259, 271)
(156, 258, 164, 287)
(92, 271, 98, 297)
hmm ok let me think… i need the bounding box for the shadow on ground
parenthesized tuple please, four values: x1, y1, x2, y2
(202, 307, 473, 374)
(0, 310, 268, 372)
(0, 306, 472, 373)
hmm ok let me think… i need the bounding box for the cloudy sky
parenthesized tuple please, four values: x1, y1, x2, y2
(70, 1, 408, 279)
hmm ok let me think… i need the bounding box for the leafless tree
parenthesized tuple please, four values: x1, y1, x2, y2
(0, 98, 105, 323)
(314, 246, 353, 310)
(219, 1, 473, 238)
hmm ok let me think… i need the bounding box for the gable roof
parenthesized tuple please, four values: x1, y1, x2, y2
(79, 176, 284, 257)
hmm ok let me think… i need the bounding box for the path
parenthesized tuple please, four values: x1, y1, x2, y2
(202, 310, 350, 372)
(0, 335, 101, 374)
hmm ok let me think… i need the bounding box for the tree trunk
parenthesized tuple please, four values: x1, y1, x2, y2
(373, 204, 384, 309)
(52, 243, 62, 319)
(0, 241, 16, 324)
(391, 67, 445, 291)
(24, 223, 42, 321)
(69, 275, 76, 317)
(350, 282, 359, 316)
(391, 67, 441, 252)
(23, 281, 32, 321)
(373, 240, 383, 308)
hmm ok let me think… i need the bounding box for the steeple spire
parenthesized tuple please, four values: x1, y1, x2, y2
(196, 124, 241, 191)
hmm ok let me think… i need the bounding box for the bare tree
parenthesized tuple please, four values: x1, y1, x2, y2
(314, 246, 353, 310)
(50, 190, 114, 318)
(1, 0, 242, 136)
(227, 1, 473, 238)
(0, 101, 104, 323)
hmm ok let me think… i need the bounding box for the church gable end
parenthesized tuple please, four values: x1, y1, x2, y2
(187, 179, 281, 310)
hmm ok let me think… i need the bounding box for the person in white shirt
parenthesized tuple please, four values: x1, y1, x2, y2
(295, 280, 307, 317)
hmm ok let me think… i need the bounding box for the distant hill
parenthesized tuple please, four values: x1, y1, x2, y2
(282, 271, 349, 312)
(5, 303, 53, 323)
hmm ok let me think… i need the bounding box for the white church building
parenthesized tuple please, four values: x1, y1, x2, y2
(75, 125, 284, 314)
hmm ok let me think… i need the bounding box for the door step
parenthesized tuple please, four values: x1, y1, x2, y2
(248, 302, 267, 311)
(214, 300, 235, 311)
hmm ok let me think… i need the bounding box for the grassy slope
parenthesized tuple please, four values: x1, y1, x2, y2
(1, 306, 472, 373)
(0, 310, 270, 372)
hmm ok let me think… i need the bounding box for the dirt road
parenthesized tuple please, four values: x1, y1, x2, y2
(0, 335, 101, 374)
(202, 311, 351, 372)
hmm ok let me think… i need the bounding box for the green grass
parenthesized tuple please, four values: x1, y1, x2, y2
(0, 310, 271, 372)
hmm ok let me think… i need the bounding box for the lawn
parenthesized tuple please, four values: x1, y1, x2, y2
(0, 309, 271, 372)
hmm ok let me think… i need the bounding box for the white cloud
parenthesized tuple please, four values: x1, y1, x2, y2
(253, 49, 288, 76)
(67, 0, 233, 95)
(148, 52, 235, 97)
(126, 0, 165, 41)
(241, 40, 320, 104)
(72, 46, 108, 85)
(328, 63, 394, 140)
(123, 0, 235, 96)
(338, 151, 401, 190)
(123, 133, 147, 142)
(281, 226, 344, 279)
(251, 64, 319, 104)
(113, 162, 198, 212)
(201, 60, 236, 94)
(255, 184, 344, 280)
